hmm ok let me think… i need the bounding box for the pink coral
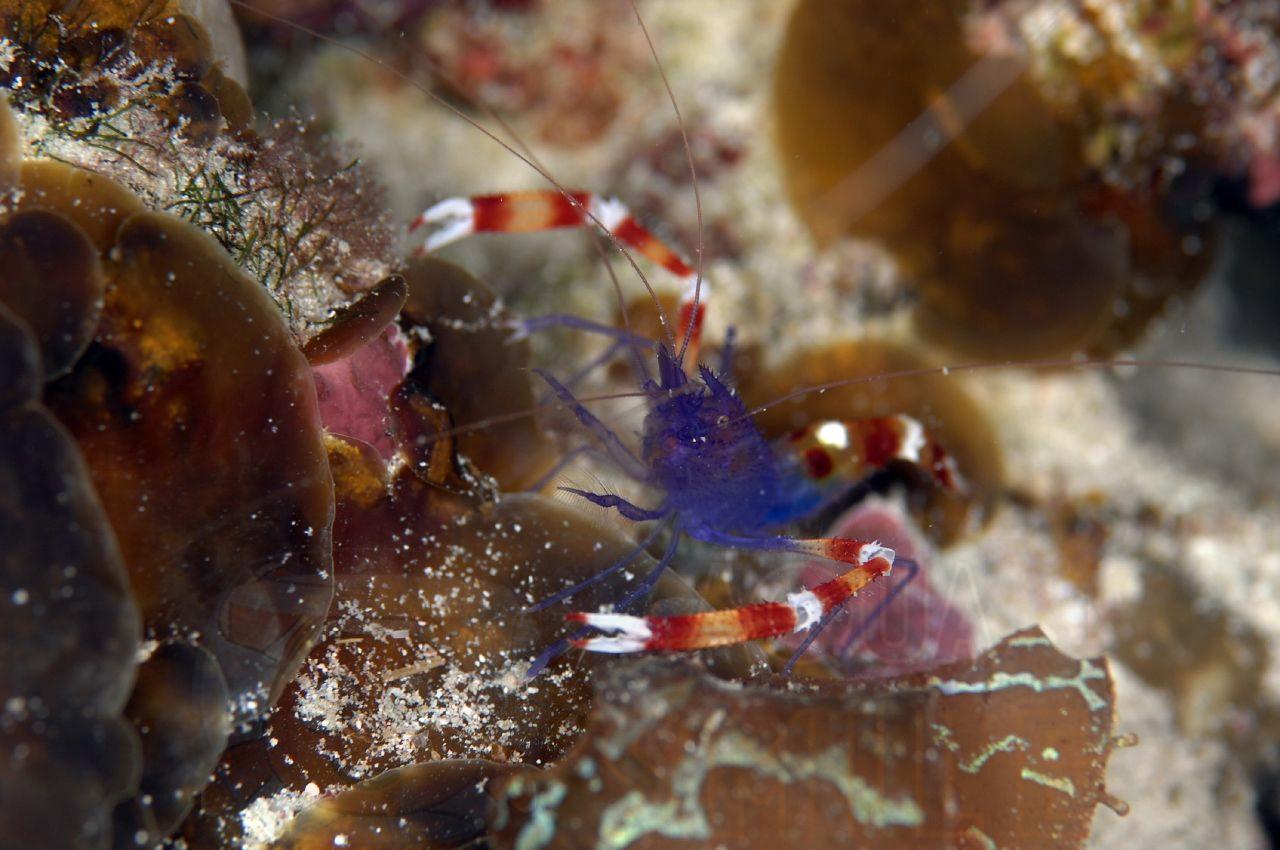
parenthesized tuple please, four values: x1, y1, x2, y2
(311, 325, 411, 458)
(797, 502, 974, 676)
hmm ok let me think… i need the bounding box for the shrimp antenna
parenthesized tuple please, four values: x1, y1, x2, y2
(738, 357, 1280, 422)
(226, 0, 679, 355)
(626, 0, 705, 369)
(404, 387, 661, 448)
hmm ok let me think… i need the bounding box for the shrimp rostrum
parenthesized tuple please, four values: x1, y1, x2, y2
(417, 188, 963, 671)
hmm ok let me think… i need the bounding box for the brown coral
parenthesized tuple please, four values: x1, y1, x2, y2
(0, 86, 338, 844)
(774, 0, 1212, 359)
(493, 628, 1126, 850)
(0, 303, 142, 850)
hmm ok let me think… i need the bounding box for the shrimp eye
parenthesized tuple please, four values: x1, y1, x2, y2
(715, 415, 729, 427)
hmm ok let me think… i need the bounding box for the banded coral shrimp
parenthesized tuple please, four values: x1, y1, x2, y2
(228, 0, 1280, 809)
(405, 185, 969, 675)
(0, 2, 1265, 848)
(2, 4, 1280, 850)
(227, 0, 989, 677)
(238, 0, 1280, 634)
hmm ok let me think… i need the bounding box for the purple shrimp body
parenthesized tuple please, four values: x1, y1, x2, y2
(640, 346, 820, 534)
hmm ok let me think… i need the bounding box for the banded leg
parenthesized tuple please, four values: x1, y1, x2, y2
(783, 415, 964, 494)
(413, 189, 710, 366)
(569, 535, 894, 652)
(783, 557, 920, 674)
(525, 526, 681, 679)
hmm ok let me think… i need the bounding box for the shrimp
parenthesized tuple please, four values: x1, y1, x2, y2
(413, 187, 962, 671)
(230, 0, 1280, 681)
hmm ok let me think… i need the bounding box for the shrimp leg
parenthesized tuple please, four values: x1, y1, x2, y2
(524, 445, 599, 493)
(570, 535, 894, 652)
(517, 313, 655, 348)
(534, 368, 649, 480)
(781, 415, 965, 496)
(413, 189, 710, 365)
(528, 517, 673, 611)
(413, 190, 694, 280)
(558, 488, 667, 522)
(525, 525, 681, 679)
(782, 557, 920, 674)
